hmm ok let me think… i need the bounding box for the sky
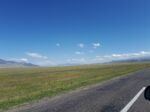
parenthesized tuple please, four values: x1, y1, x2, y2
(0, 0, 150, 66)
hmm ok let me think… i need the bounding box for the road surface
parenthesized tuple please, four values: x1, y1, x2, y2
(7, 69, 150, 112)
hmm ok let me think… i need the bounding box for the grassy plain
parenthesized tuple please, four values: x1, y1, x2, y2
(0, 63, 150, 110)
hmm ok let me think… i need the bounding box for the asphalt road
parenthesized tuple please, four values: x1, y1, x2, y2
(7, 69, 150, 112)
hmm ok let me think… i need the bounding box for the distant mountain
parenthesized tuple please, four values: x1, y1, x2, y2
(0, 59, 37, 68)
(57, 62, 83, 66)
(110, 57, 150, 64)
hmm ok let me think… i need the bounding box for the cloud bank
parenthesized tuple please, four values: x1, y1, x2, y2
(92, 43, 101, 49)
(67, 51, 150, 65)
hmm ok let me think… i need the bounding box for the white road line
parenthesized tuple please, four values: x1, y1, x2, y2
(120, 87, 146, 112)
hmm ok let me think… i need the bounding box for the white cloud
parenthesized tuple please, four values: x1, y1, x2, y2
(140, 51, 150, 55)
(18, 51, 150, 66)
(35, 60, 56, 66)
(26, 52, 48, 59)
(93, 51, 150, 63)
(93, 56, 105, 62)
(91, 51, 150, 64)
(92, 43, 101, 49)
(56, 43, 60, 47)
(67, 58, 86, 64)
(9, 58, 29, 63)
(67, 57, 105, 65)
(112, 54, 122, 57)
(20, 58, 29, 62)
(75, 51, 84, 55)
(78, 43, 84, 48)
(110, 51, 150, 59)
(68, 51, 150, 65)
(25, 52, 57, 66)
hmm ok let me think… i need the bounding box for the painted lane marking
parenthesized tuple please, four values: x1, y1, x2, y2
(120, 87, 146, 112)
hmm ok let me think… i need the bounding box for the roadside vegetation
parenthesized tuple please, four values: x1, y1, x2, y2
(0, 63, 150, 111)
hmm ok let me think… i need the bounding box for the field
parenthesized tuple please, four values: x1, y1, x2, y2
(0, 63, 150, 111)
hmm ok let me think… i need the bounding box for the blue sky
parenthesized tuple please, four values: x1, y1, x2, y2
(0, 0, 150, 66)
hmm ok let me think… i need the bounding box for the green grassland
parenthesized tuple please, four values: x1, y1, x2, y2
(0, 63, 150, 111)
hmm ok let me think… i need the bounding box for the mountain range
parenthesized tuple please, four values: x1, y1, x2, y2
(0, 56, 150, 68)
(110, 57, 150, 64)
(0, 59, 37, 68)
